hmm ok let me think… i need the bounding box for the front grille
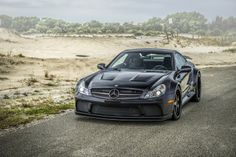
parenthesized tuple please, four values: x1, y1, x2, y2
(91, 88, 143, 99)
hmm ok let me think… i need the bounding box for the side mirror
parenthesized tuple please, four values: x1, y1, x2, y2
(97, 63, 106, 70)
(179, 65, 191, 73)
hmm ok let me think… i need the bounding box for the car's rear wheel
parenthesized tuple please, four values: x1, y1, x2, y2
(172, 91, 182, 120)
(191, 76, 201, 102)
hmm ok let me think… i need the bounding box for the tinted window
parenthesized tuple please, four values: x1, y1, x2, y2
(111, 53, 128, 67)
(175, 53, 186, 69)
(109, 52, 173, 70)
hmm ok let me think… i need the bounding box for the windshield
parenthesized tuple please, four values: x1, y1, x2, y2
(108, 52, 173, 71)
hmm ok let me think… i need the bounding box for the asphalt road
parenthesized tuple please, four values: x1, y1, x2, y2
(0, 66, 236, 157)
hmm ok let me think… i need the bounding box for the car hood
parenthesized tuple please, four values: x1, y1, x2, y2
(87, 70, 168, 89)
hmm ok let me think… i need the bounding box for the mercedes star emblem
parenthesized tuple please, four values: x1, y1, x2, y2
(109, 89, 119, 99)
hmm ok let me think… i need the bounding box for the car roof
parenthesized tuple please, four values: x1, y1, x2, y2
(122, 48, 176, 54)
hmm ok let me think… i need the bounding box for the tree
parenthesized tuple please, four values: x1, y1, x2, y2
(164, 12, 207, 37)
(0, 15, 12, 28)
(0, 13, 235, 36)
(11, 16, 40, 32)
(142, 17, 162, 32)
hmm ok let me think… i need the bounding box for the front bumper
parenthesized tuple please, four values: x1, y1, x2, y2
(75, 94, 174, 121)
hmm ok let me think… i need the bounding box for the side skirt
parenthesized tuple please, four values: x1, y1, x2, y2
(182, 91, 195, 106)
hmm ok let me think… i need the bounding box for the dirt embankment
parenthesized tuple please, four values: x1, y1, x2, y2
(1, 28, 236, 58)
(0, 54, 110, 129)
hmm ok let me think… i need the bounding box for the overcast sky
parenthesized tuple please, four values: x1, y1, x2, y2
(0, 0, 235, 22)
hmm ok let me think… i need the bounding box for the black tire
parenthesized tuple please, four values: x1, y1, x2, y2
(172, 91, 182, 120)
(191, 76, 201, 102)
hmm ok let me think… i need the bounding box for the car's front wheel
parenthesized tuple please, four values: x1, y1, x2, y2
(191, 76, 201, 102)
(172, 91, 182, 120)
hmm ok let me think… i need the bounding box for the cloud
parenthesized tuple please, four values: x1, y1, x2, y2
(0, 0, 235, 22)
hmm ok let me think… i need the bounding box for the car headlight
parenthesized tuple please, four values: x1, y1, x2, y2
(76, 80, 90, 95)
(144, 84, 166, 98)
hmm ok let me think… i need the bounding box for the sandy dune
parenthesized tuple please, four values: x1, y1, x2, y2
(1, 28, 235, 59)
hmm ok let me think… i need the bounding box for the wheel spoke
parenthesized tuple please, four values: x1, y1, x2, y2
(172, 92, 182, 120)
(175, 95, 180, 115)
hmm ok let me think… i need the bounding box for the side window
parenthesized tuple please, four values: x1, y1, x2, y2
(111, 54, 128, 68)
(175, 53, 186, 69)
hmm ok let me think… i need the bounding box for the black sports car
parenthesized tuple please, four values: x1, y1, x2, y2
(75, 48, 201, 121)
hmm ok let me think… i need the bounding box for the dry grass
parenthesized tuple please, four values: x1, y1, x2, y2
(0, 53, 6, 57)
(15, 53, 25, 58)
(24, 77, 38, 86)
(0, 67, 10, 74)
(44, 82, 57, 86)
(0, 77, 8, 80)
(44, 70, 56, 80)
(0, 56, 24, 66)
(0, 54, 26, 76)
(223, 48, 236, 53)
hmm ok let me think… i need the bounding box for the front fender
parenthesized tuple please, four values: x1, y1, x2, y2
(192, 68, 201, 86)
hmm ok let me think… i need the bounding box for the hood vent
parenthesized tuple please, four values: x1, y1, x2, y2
(130, 74, 154, 82)
(101, 73, 115, 81)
